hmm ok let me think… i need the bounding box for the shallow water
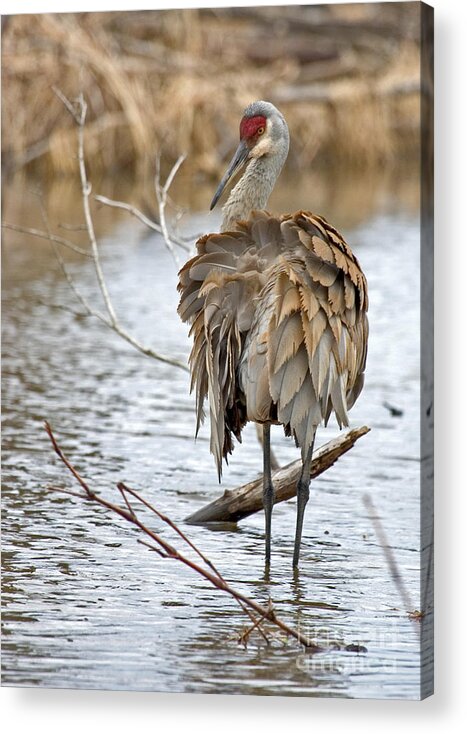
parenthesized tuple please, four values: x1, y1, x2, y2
(2, 172, 429, 698)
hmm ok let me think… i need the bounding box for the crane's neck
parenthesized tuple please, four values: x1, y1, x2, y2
(220, 154, 286, 232)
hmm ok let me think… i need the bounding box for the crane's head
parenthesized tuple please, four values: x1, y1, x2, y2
(210, 100, 290, 211)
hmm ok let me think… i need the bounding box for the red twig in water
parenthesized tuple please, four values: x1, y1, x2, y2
(44, 421, 321, 651)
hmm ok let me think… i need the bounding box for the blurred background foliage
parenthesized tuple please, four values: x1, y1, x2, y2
(2, 3, 422, 185)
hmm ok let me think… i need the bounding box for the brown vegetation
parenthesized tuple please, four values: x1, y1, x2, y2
(2, 4, 422, 179)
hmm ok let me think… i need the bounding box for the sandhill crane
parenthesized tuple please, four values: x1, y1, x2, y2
(178, 100, 368, 568)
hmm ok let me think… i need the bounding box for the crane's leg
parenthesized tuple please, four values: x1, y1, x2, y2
(263, 423, 274, 566)
(293, 436, 316, 568)
(255, 422, 280, 471)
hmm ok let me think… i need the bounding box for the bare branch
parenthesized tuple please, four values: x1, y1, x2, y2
(163, 154, 186, 194)
(5, 88, 192, 374)
(45, 421, 325, 651)
(45, 421, 96, 499)
(1, 222, 92, 258)
(74, 92, 118, 326)
(155, 153, 187, 266)
(119, 481, 225, 579)
(137, 538, 170, 558)
(48, 241, 190, 370)
(39, 89, 190, 374)
(94, 195, 191, 252)
(105, 326, 189, 371)
(34, 196, 110, 324)
(118, 481, 269, 638)
(118, 484, 138, 520)
(237, 601, 274, 648)
(94, 194, 164, 234)
(47, 485, 90, 500)
(34, 298, 91, 318)
(52, 85, 80, 121)
(34, 225, 184, 370)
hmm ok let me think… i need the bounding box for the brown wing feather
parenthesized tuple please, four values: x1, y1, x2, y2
(239, 211, 368, 460)
(178, 210, 368, 471)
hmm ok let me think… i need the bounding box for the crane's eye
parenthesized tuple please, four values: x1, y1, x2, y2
(257, 126, 265, 136)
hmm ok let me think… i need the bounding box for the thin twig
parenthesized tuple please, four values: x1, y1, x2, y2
(106, 326, 189, 371)
(58, 222, 88, 232)
(95, 194, 163, 234)
(36, 196, 109, 324)
(163, 154, 186, 194)
(75, 93, 118, 326)
(41, 88, 190, 374)
(137, 538, 170, 558)
(238, 604, 273, 648)
(34, 298, 90, 318)
(46, 422, 96, 498)
(118, 484, 137, 520)
(119, 481, 270, 642)
(363, 494, 414, 614)
(119, 481, 223, 578)
(155, 153, 186, 266)
(1, 222, 92, 258)
(52, 85, 80, 121)
(94, 194, 191, 251)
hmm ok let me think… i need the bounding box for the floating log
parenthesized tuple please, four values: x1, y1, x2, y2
(186, 425, 370, 525)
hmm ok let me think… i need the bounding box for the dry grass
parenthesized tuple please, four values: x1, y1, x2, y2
(2, 4, 422, 179)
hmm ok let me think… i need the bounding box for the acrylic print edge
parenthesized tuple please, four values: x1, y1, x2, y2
(419, 0, 434, 701)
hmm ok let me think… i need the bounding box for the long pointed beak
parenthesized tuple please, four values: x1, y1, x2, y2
(210, 140, 249, 211)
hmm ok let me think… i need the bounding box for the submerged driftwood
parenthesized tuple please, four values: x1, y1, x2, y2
(186, 425, 370, 525)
